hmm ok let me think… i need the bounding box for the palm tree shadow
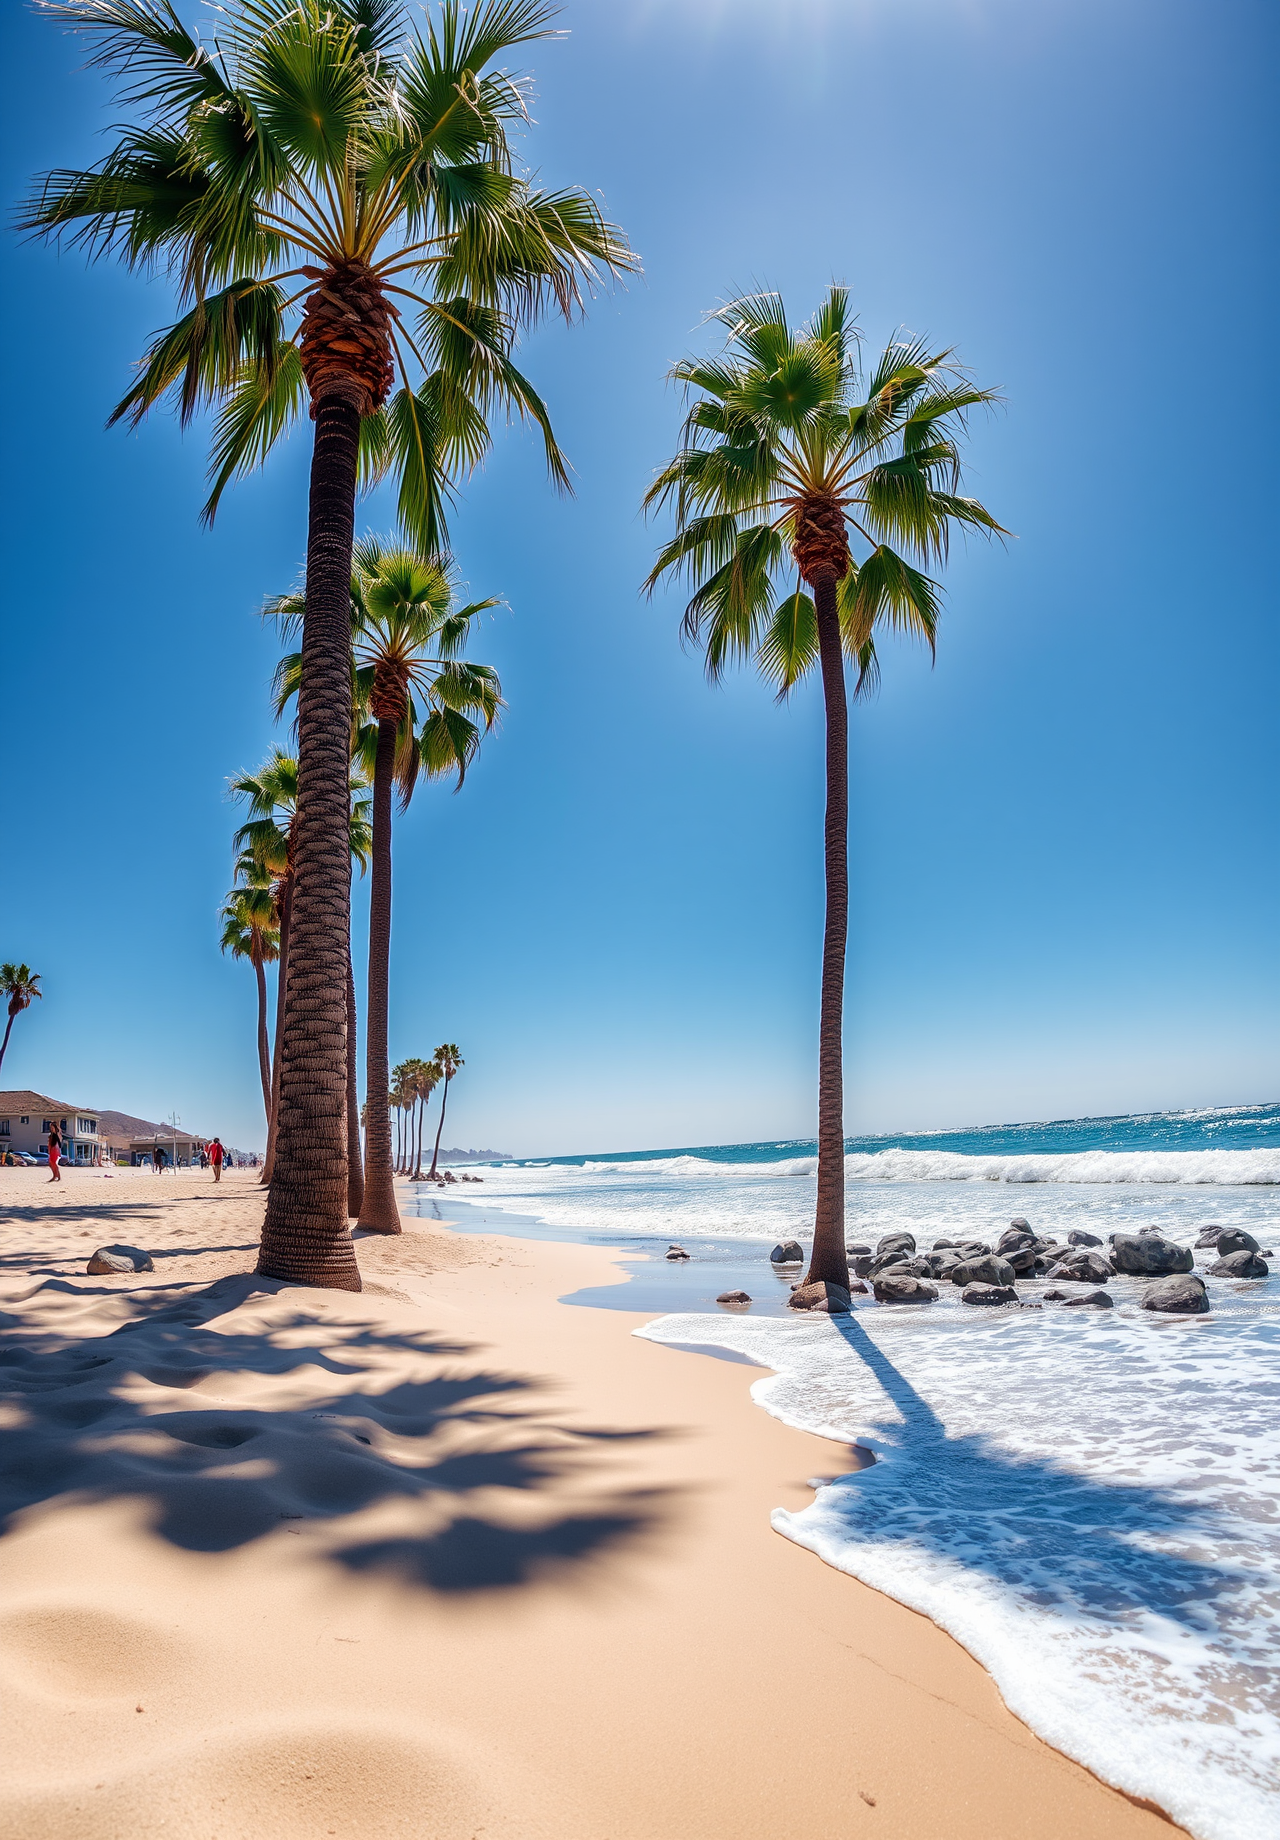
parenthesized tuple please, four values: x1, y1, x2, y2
(825, 1312, 1261, 1641)
(0, 1273, 671, 1595)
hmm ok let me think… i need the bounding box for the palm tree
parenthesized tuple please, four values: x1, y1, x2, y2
(0, 965, 42, 1074)
(25, 0, 637, 1291)
(427, 1044, 463, 1177)
(391, 1058, 420, 1172)
(411, 1056, 443, 1178)
(271, 539, 501, 1231)
(219, 857, 280, 1122)
(232, 753, 372, 1204)
(645, 289, 1003, 1293)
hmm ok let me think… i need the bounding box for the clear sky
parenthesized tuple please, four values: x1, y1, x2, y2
(2, 0, 1276, 1156)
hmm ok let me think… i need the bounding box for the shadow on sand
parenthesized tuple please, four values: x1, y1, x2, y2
(0, 1273, 671, 1595)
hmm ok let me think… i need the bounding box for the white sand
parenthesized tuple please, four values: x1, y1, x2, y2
(0, 1168, 1182, 1838)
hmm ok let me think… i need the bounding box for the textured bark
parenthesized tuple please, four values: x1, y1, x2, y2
(357, 715, 401, 1233)
(299, 263, 395, 415)
(257, 394, 362, 1291)
(260, 878, 291, 1186)
(428, 1076, 450, 1178)
(804, 568, 852, 1291)
(254, 950, 272, 1124)
(0, 1011, 14, 1074)
(345, 940, 364, 1219)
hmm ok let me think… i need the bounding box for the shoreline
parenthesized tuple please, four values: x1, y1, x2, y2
(0, 1169, 1182, 1838)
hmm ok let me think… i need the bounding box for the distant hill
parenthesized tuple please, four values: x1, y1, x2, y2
(439, 1148, 510, 1163)
(97, 1108, 178, 1139)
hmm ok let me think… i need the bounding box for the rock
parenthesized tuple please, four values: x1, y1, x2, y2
(958, 1241, 991, 1257)
(931, 1238, 964, 1250)
(875, 1231, 917, 1260)
(1139, 1273, 1210, 1315)
(1194, 1225, 1225, 1249)
(1111, 1232, 1193, 1276)
(1044, 1249, 1114, 1285)
(1207, 1249, 1269, 1279)
(845, 1243, 872, 1256)
(1215, 1228, 1260, 1257)
(716, 1290, 752, 1305)
(1060, 1289, 1114, 1309)
(1067, 1229, 1103, 1247)
(789, 1280, 852, 1314)
(921, 1251, 963, 1277)
(1042, 1288, 1067, 1301)
(868, 1249, 917, 1275)
(871, 1272, 938, 1305)
(665, 1247, 691, 1261)
(87, 1244, 154, 1275)
(1008, 1217, 1030, 1231)
(848, 1279, 869, 1295)
(960, 1281, 1019, 1306)
(1004, 1245, 1040, 1274)
(850, 1254, 875, 1279)
(996, 1226, 1035, 1255)
(948, 1254, 1017, 1288)
(770, 1240, 804, 1264)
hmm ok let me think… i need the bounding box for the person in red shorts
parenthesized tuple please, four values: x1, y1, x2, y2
(208, 1136, 225, 1183)
(46, 1120, 62, 1183)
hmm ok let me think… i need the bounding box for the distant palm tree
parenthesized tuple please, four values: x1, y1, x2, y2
(390, 1059, 419, 1174)
(220, 858, 280, 1123)
(0, 965, 42, 1074)
(427, 1045, 464, 1177)
(270, 539, 501, 1232)
(411, 1057, 443, 1179)
(645, 289, 1003, 1292)
(25, 0, 636, 1292)
(232, 754, 371, 1204)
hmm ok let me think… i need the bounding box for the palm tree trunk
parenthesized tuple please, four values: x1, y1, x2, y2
(260, 877, 291, 1186)
(411, 1093, 422, 1180)
(357, 717, 401, 1233)
(805, 572, 851, 1291)
(258, 394, 362, 1290)
(0, 1009, 14, 1074)
(346, 940, 364, 1218)
(253, 948, 271, 1124)
(428, 1077, 450, 1178)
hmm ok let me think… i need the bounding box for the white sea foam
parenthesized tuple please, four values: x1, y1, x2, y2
(635, 1296, 1280, 1840)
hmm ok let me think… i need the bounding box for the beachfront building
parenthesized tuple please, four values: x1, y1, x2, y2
(0, 1092, 102, 1163)
(126, 1128, 208, 1168)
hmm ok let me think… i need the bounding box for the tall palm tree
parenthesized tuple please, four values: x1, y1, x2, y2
(271, 539, 501, 1231)
(427, 1043, 463, 1177)
(219, 856, 280, 1122)
(232, 753, 372, 1202)
(645, 289, 1003, 1293)
(391, 1057, 420, 1172)
(26, 0, 637, 1290)
(0, 965, 42, 1074)
(411, 1056, 442, 1178)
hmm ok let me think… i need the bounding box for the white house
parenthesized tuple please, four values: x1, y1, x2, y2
(0, 1091, 101, 1163)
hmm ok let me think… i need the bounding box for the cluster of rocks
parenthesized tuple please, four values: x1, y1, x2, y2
(775, 1215, 1273, 1314)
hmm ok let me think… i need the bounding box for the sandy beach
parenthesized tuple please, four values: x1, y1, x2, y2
(0, 1168, 1181, 1839)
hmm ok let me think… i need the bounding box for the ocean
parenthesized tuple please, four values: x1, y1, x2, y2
(417, 1103, 1280, 1840)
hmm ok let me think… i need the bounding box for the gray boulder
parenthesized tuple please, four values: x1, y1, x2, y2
(948, 1254, 1017, 1288)
(87, 1244, 154, 1275)
(875, 1231, 917, 1260)
(845, 1243, 872, 1256)
(996, 1226, 1035, 1255)
(872, 1272, 938, 1305)
(1045, 1249, 1114, 1285)
(1111, 1232, 1193, 1276)
(1194, 1225, 1225, 1249)
(1139, 1273, 1210, 1314)
(716, 1290, 752, 1305)
(931, 1237, 964, 1250)
(1003, 1245, 1040, 1274)
(666, 1246, 691, 1261)
(1207, 1249, 1269, 1279)
(788, 1280, 852, 1314)
(1008, 1217, 1030, 1231)
(770, 1240, 804, 1264)
(1067, 1229, 1103, 1248)
(1215, 1228, 1259, 1257)
(960, 1281, 1019, 1307)
(850, 1254, 875, 1279)
(1060, 1289, 1114, 1309)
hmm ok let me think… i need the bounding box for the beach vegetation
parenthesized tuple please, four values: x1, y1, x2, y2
(427, 1043, 464, 1176)
(645, 288, 1004, 1290)
(0, 965, 42, 1074)
(219, 857, 281, 1124)
(25, 0, 635, 1287)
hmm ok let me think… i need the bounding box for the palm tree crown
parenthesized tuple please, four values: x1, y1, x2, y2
(644, 287, 1003, 688)
(0, 964, 43, 1074)
(24, 0, 639, 544)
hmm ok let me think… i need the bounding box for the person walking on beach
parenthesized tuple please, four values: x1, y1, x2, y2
(209, 1137, 225, 1183)
(153, 1144, 166, 1175)
(46, 1121, 62, 1183)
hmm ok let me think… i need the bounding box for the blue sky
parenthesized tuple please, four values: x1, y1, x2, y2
(2, 0, 1276, 1155)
